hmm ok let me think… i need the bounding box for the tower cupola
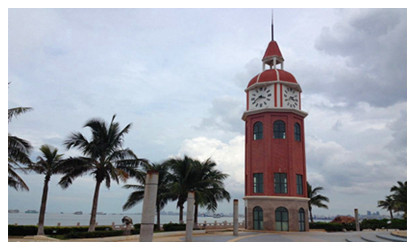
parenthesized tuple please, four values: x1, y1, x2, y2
(262, 16, 284, 70)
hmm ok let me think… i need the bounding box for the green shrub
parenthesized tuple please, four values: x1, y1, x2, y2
(360, 219, 387, 230)
(162, 223, 186, 232)
(45, 226, 112, 235)
(360, 219, 406, 230)
(131, 224, 140, 234)
(342, 222, 356, 231)
(60, 230, 124, 239)
(8, 225, 113, 236)
(131, 223, 159, 234)
(309, 222, 355, 232)
(8, 225, 37, 236)
(388, 219, 406, 230)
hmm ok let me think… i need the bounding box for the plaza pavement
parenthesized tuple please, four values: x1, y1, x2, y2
(8, 229, 407, 242)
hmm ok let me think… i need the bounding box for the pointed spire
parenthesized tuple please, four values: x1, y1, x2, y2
(271, 10, 274, 41)
(262, 10, 284, 70)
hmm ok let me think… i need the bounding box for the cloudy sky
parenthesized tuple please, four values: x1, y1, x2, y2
(7, 8, 407, 218)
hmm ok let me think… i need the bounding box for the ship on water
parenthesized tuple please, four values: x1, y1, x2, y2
(25, 210, 38, 214)
(74, 211, 83, 215)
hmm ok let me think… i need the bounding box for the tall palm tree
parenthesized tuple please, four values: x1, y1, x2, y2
(122, 162, 174, 230)
(165, 155, 196, 223)
(378, 195, 395, 219)
(191, 158, 230, 226)
(31, 145, 66, 235)
(8, 98, 33, 191)
(390, 181, 407, 219)
(307, 182, 329, 223)
(61, 115, 144, 232)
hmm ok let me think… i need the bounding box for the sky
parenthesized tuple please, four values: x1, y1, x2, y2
(7, 7, 408, 219)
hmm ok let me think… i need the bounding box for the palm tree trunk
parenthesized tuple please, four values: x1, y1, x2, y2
(179, 204, 184, 224)
(37, 175, 50, 235)
(389, 209, 394, 219)
(309, 206, 314, 223)
(156, 204, 161, 230)
(88, 180, 102, 232)
(194, 202, 198, 228)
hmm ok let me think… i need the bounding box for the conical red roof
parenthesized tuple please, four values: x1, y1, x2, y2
(262, 40, 284, 64)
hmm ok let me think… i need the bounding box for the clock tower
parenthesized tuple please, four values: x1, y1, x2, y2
(242, 25, 309, 231)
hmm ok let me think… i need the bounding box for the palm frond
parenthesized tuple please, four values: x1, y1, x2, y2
(8, 107, 33, 122)
(8, 166, 29, 191)
(58, 157, 94, 188)
(122, 190, 145, 210)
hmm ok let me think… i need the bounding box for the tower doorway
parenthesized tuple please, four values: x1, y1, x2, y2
(275, 207, 289, 231)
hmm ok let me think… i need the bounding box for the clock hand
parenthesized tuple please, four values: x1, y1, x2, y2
(252, 95, 265, 104)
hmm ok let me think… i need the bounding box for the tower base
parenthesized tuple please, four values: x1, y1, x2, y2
(244, 196, 310, 231)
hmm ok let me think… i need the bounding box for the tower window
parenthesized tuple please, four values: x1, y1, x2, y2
(274, 173, 287, 194)
(253, 122, 263, 140)
(294, 123, 301, 141)
(253, 173, 263, 193)
(296, 174, 303, 195)
(298, 208, 306, 231)
(273, 120, 286, 139)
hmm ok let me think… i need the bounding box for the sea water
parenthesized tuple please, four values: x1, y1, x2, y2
(8, 212, 234, 226)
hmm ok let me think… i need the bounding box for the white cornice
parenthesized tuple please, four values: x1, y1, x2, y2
(243, 196, 310, 202)
(242, 108, 308, 121)
(246, 81, 302, 92)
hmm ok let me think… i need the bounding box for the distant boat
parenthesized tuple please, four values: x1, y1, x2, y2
(8, 209, 19, 213)
(74, 211, 83, 215)
(213, 214, 222, 218)
(25, 210, 38, 214)
(97, 212, 106, 215)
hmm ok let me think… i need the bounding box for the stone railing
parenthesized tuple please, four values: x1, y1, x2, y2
(195, 220, 245, 230)
(13, 220, 246, 231)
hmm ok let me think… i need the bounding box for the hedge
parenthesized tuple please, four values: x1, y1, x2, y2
(8, 225, 37, 236)
(57, 230, 124, 239)
(8, 225, 113, 236)
(310, 219, 407, 232)
(360, 219, 406, 230)
(162, 223, 186, 232)
(309, 222, 350, 232)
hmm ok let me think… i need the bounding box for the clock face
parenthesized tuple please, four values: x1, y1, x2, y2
(283, 87, 299, 109)
(249, 85, 273, 110)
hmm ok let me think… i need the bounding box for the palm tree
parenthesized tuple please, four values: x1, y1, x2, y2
(165, 155, 196, 223)
(307, 182, 329, 223)
(191, 158, 230, 226)
(8, 97, 33, 191)
(31, 145, 66, 235)
(378, 195, 395, 219)
(61, 115, 145, 232)
(390, 181, 407, 219)
(122, 162, 174, 230)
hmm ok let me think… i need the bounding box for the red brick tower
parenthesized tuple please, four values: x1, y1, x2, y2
(242, 26, 309, 231)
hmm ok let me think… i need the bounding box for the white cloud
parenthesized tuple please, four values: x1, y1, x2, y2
(177, 136, 245, 194)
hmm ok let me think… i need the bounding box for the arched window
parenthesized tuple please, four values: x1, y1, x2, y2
(273, 120, 286, 139)
(253, 206, 263, 230)
(298, 208, 306, 232)
(253, 122, 263, 140)
(294, 123, 301, 141)
(275, 207, 289, 231)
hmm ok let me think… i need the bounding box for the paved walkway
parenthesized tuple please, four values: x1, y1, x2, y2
(8, 230, 407, 242)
